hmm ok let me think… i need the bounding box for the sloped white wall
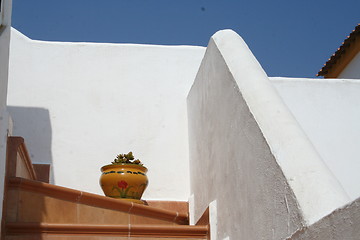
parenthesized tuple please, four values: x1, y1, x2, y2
(287, 196, 360, 239)
(187, 32, 303, 240)
(0, 0, 12, 227)
(187, 30, 350, 240)
(271, 77, 360, 201)
(7, 28, 205, 200)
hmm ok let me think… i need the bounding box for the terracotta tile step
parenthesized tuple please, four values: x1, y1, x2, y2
(5, 222, 209, 239)
(145, 200, 189, 214)
(7, 177, 188, 225)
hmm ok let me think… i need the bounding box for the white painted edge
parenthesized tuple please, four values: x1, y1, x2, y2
(0, 1, 4, 27)
(211, 29, 350, 225)
(7, 110, 12, 136)
(209, 200, 218, 240)
(11, 27, 205, 50)
(188, 194, 195, 225)
(269, 76, 360, 84)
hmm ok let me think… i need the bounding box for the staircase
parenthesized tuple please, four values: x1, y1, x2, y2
(2, 137, 209, 240)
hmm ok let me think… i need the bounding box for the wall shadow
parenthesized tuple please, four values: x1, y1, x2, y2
(7, 106, 54, 183)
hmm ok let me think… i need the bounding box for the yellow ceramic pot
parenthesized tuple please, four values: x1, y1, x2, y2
(100, 164, 148, 204)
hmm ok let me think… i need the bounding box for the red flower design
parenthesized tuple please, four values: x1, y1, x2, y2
(117, 180, 128, 189)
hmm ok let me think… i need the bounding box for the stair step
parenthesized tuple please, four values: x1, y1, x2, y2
(145, 200, 189, 214)
(5, 222, 208, 239)
(6, 177, 188, 225)
(3, 137, 208, 240)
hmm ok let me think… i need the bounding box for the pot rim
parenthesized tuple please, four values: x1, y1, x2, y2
(101, 163, 148, 173)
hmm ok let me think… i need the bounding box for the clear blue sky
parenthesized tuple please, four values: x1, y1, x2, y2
(11, 0, 360, 78)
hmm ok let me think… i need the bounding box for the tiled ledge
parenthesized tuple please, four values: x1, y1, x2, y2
(8, 177, 189, 225)
(6, 222, 208, 238)
(6, 136, 50, 183)
(146, 200, 189, 215)
(6, 137, 37, 180)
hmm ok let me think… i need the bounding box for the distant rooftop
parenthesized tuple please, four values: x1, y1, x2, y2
(317, 24, 360, 78)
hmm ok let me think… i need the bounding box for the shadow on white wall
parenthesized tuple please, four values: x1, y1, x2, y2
(7, 106, 54, 183)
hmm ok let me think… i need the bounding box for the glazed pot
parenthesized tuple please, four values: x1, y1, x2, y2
(100, 164, 148, 204)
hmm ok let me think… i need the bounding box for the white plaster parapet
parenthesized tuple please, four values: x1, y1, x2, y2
(8, 27, 206, 201)
(212, 29, 350, 225)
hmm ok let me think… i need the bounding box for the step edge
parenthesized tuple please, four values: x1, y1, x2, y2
(8, 177, 188, 225)
(6, 222, 208, 237)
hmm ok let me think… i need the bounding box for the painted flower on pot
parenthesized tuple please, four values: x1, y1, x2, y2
(112, 180, 133, 198)
(118, 180, 128, 189)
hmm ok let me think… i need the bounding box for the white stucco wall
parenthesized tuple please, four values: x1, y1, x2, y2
(271, 77, 360, 201)
(187, 30, 350, 239)
(0, 0, 12, 227)
(7, 28, 205, 200)
(287, 196, 360, 240)
(338, 52, 360, 79)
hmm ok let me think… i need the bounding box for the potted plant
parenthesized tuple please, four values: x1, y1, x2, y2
(99, 152, 148, 204)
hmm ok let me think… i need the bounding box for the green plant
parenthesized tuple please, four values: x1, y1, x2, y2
(111, 152, 143, 166)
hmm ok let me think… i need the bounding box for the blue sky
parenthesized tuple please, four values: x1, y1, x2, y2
(11, 0, 360, 78)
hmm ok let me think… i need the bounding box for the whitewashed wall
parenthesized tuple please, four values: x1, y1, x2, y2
(187, 30, 350, 240)
(338, 52, 360, 79)
(7, 29, 205, 200)
(271, 77, 360, 201)
(0, 0, 12, 227)
(287, 196, 360, 239)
